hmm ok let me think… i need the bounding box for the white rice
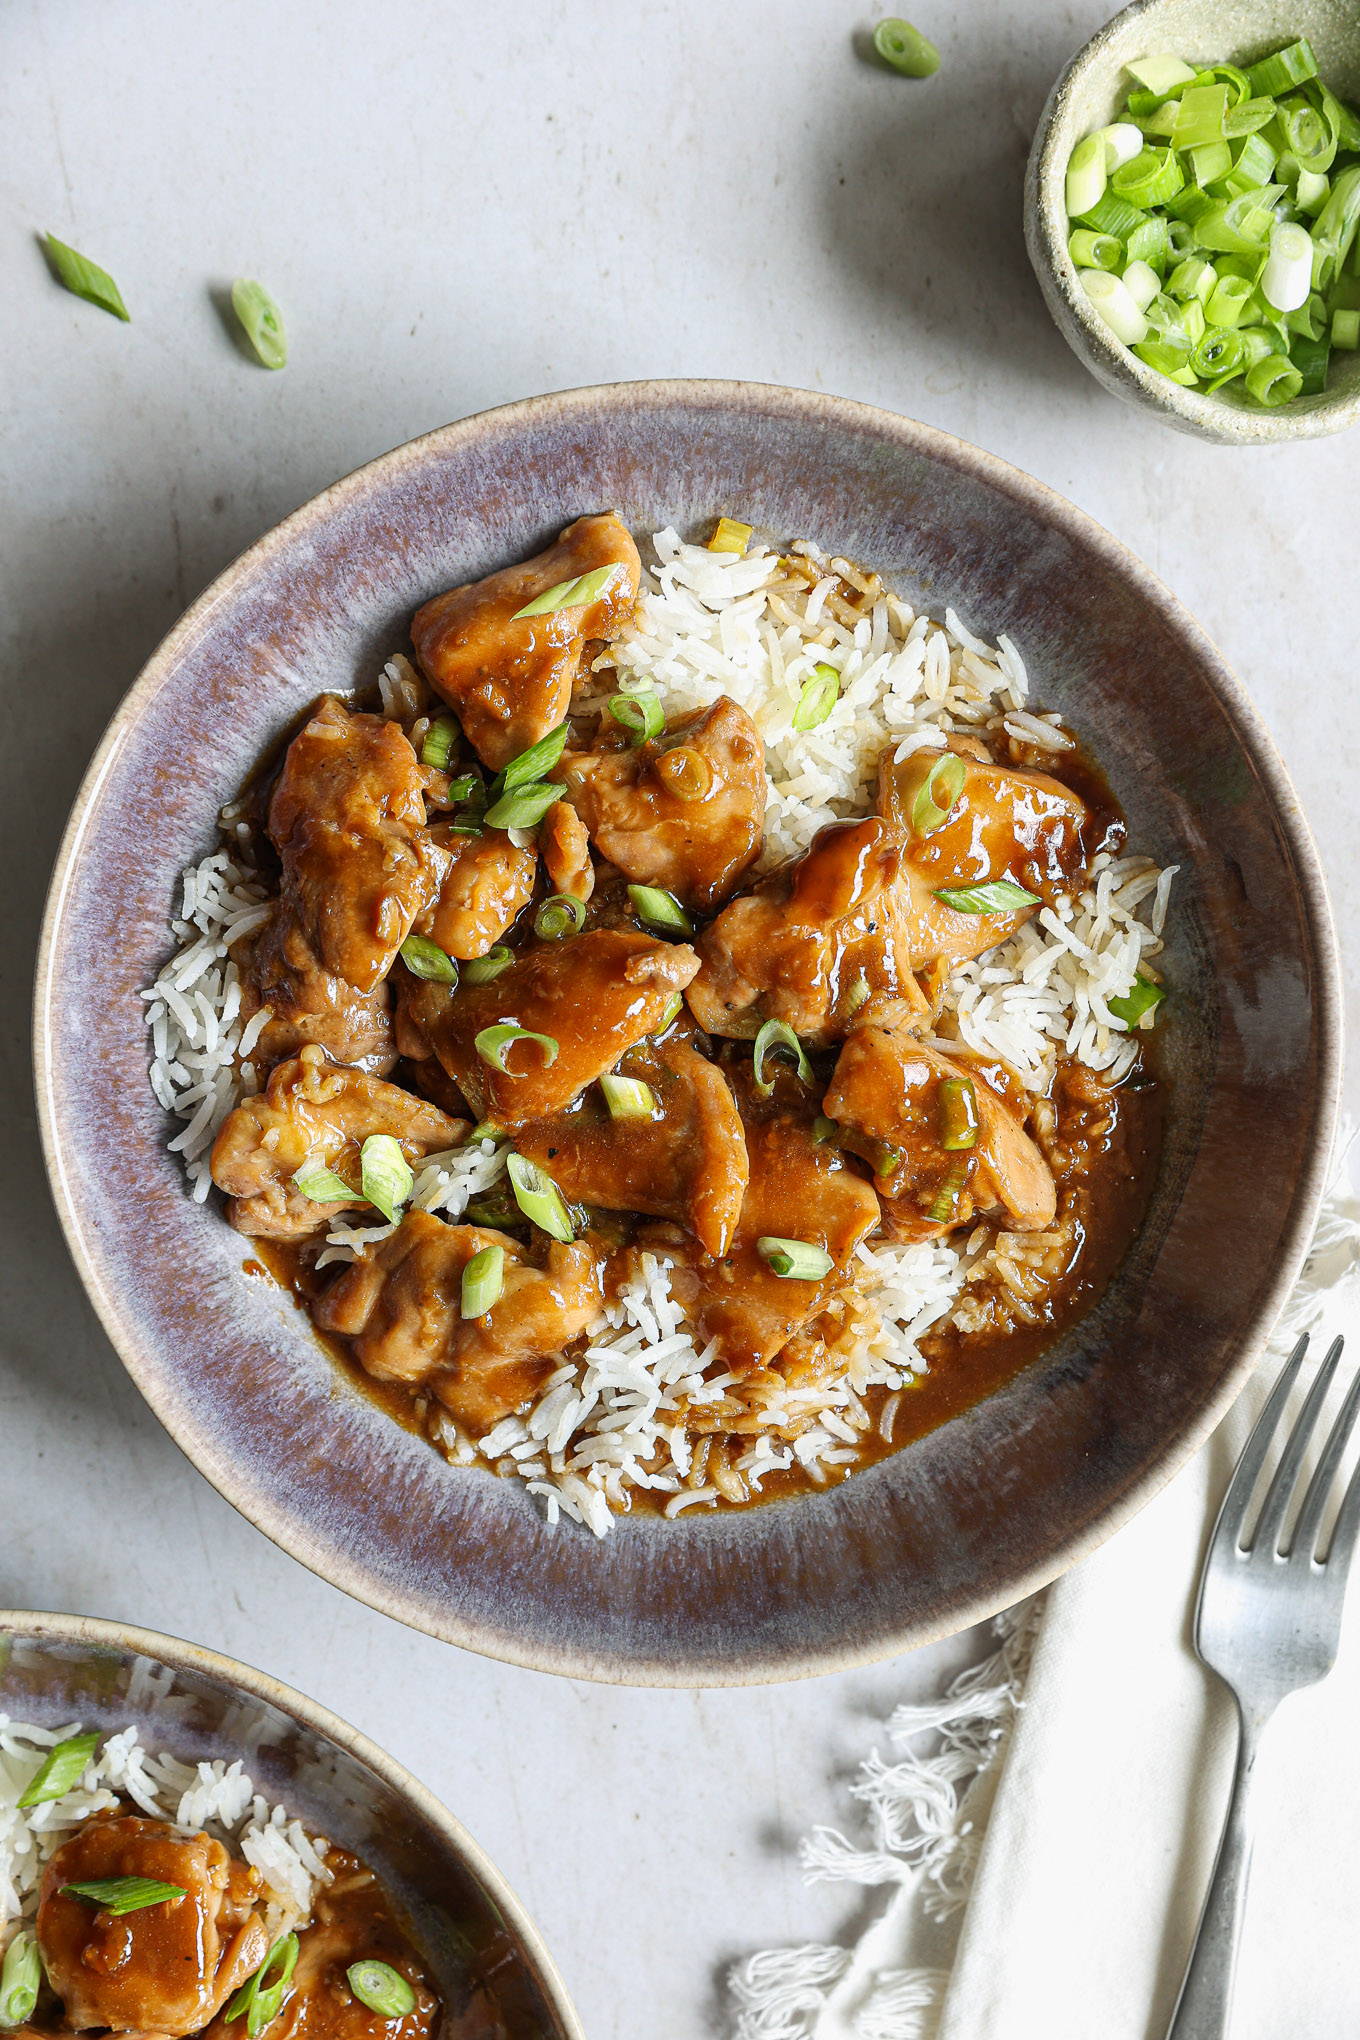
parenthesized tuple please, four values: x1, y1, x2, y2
(142, 526, 1176, 1536)
(0, 1718, 329, 1950)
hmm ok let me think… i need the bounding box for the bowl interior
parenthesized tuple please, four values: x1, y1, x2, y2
(1031, 0, 1360, 438)
(0, 1613, 578, 2040)
(35, 382, 1340, 1683)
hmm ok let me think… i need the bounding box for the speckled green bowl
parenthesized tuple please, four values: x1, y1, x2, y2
(1025, 0, 1360, 443)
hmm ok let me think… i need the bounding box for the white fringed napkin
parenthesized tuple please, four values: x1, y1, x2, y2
(732, 1147, 1360, 2040)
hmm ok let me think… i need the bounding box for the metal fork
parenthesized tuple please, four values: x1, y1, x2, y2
(1167, 1332, 1360, 2039)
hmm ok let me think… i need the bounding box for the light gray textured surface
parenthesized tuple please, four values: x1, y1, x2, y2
(1, 5, 1356, 2038)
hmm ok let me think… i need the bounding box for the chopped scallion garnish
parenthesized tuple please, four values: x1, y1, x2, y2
(420, 715, 460, 769)
(347, 1962, 417, 2021)
(500, 723, 570, 791)
(812, 1114, 839, 1145)
(791, 664, 840, 732)
(708, 517, 752, 553)
(230, 280, 287, 369)
(910, 752, 967, 835)
(225, 1934, 300, 2038)
(399, 934, 458, 983)
(0, 1930, 41, 2027)
(756, 1236, 834, 1281)
(461, 945, 513, 985)
(1108, 976, 1167, 1028)
(17, 1731, 101, 1808)
(483, 782, 564, 831)
(511, 565, 620, 620)
(293, 1158, 354, 1204)
(44, 234, 129, 320)
(934, 879, 1040, 914)
(60, 1877, 186, 1915)
(627, 884, 693, 936)
(926, 1157, 972, 1225)
(359, 1135, 413, 1224)
(937, 1076, 979, 1151)
(607, 688, 665, 744)
(506, 1153, 574, 1242)
(460, 1245, 504, 1320)
(752, 1018, 814, 1096)
(474, 1024, 559, 1073)
(599, 1072, 657, 1119)
(654, 992, 685, 1034)
(534, 893, 586, 940)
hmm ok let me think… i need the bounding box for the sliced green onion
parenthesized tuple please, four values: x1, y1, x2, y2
(1171, 82, 1229, 150)
(1260, 221, 1314, 311)
(461, 945, 514, 985)
(360, 1135, 412, 1224)
(467, 1120, 503, 1144)
(17, 1731, 101, 1808)
(420, 715, 460, 769)
(230, 279, 287, 369)
(756, 1236, 834, 1281)
(1311, 167, 1360, 293)
(1280, 97, 1336, 174)
(1224, 95, 1278, 138)
(293, 1158, 354, 1204)
(1135, 330, 1192, 377)
(0, 1930, 41, 2027)
(461, 1245, 504, 1319)
(627, 884, 693, 935)
(654, 991, 684, 1034)
(1164, 184, 1211, 224)
(843, 974, 871, 1020)
(709, 517, 753, 553)
(934, 879, 1040, 914)
(607, 688, 665, 744)
(511, 565, 620, 620)
(1181, 298, 1207, 346)
(1205, 273, 1253, 327)
(1168, 256, 1218, 304)
(225, 1935, 300, 2038)
(399, 933, 458, 983)
(1120, 259, 1161, 312)
(534, 893, 586, 940)
(499, 723, 570, 791)
(1187, 138, 1232, 187)
(599, 1072, 657, 1119)
(1125, 213, 1170, 272)
(1196, 186, 1283, 254)
(1333, 308, 1360, 349)
(1191, 325, 1247, 381)
(445, 774, 486, 804)
(1245, 38, 1318, 100)
(1079, 268, 1149, 345)
(1304, 76, 1360, 155)
(1069, 228, 1122, 271)
(1192, 62, 1251, 105)
(1223, 132, 1279, 195)
(872, 18, 940, 78)
(1066, 134, 1107, 217)
(938, 1076, 979, 1152)
(1076, 190, 1148, 239)
(1290, 332, 1331, 395)
(474, 1024, 558, 1074)
(792, 663, 841, 732)
(1125, 55, 1196, 99)
(506, 1153, 574, 1242)
(752, 1018, 814, 1096)
(1112, 146, 1184, 209)
(347, 1962, 417, 2021)
(812, 1114, 839, 1144)
(483, 782, 564, 831)
(44, 233, 129, 320)
(910, 751, 966, 835)
(1244, 353, 1303, 405)
(61, 1877, 186, 1915)
(926, 1156, 972, 1225)
(1095, 122, 1144, 171)
(1295, 167, 1332, 214)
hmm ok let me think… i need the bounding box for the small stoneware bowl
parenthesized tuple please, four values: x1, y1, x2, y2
(1025, 0, 1360, 443)
(0, 1610, 582, 2040)
(34, 381, 1341, 1683)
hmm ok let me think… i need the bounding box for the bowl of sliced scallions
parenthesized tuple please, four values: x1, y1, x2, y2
(1025, 0, 1360, 440)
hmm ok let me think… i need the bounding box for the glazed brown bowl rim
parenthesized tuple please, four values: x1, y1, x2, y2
(33, 378, 1343, 1681)
(0, 1606, 584, 2035)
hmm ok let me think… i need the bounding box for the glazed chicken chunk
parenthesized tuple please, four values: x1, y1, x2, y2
(824, 1005, 1056, 1241)
(877, 746, 1101, 965)
(514, 1023, 749, 1257)
(235, 911, 397, 1075)
(411, 513, 641, 771)
(315, 1211, 601, 1432)
(552, 696, 766, 911)
(412, 824, 536, 958)
(37, 1817, 268, 2036)
(267, 697, 446, 993)
(210, 1046, 466, 1238)
(686, 816, 931, 1048)
(399, 928, 699, 1131)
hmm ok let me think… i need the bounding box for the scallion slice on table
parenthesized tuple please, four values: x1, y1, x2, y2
(359, 1136, 412, 1223)
(511, 566, 619, 620)
(757, 1236, 834, 1281)
(937, 1075, 979, 1151)
(230, 280, 287, 368)
(505, 1153, 574, 1242)
(461, 944, 513, 985)
(627, 884, 693, 935)
(0, 1931, 41, 2027)
(474, 1024, 559, 1073)
(17, 1730, 101, 1808)
(225, 1935, 300, 2037)
(872, 18, 940, 79)
(708, 516, 752, 554)
(534, 893, 586, 940)
(460, 1245, 504, 1320)
(1108, 976, 1167, 1028)
(60, 1877, 186, 1915)
(483, 782, 563, 830)
(792, 664, 840, 731)
(752, 1018, 814, 1096)
(44, 233, 129, 319)
(607, 687, 665, 744)
(347, 1962, 417, 2021)
(419, 715, 460, 769)
(293, 1157, 354, 1204)
(599, 1072, 657, 1119)
(934, 878, 1040, 914)
(399, 934, 458, 983)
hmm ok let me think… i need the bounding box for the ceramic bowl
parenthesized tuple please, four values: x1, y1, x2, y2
(0, 1610, 581, 2040)
(1025, 0, 1360, 443)
(34, 381, 1341, 1683)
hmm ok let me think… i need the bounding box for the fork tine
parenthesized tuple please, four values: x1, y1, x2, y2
(1319, 1425, 1360, 1580)
(1208, 1333, 1310, 1559)
(1292, 1344, 1360, 1561)
(1252, 1335, 1346, 1556)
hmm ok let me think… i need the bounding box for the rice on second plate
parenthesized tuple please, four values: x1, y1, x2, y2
(143, 527, 1174, 1538)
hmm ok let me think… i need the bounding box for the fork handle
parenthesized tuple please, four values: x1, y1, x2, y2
(1166, 1701, 1271, 2040)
